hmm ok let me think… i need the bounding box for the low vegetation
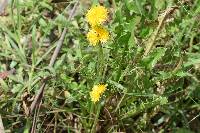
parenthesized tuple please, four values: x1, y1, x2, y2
(0, 0, 200, 132)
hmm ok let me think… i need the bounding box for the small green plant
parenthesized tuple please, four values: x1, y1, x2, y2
(0, 0, 200, 132)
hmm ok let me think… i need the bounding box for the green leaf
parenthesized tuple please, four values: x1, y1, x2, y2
(142, 48, 166, 70)
(0, 79, 9, 92)
(126, 16, 141, 32)
(114, 8, 123, 23)
(54, 54, 66, 70)
(11, 84, 23, 94)
(155, 0, 165, 10)
(175, 128, 194, 133)
(175, 70, 192, 77)
(153, 71, 173, 81)
(108, 80, 127, 91)
(117, 32, 131, 45)
(55, 14, 68, 27)
(125, 0, 145, 15)
(121, 96, 167, 119)
(39, 18, 47, 27)
(39, 1, 53, 11)
(184, 53, 200, 67)
(139, 27, 153, 38)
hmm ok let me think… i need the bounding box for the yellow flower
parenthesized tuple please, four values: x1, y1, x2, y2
(87, 26, 109, 46)
(93, 26, 109, 43)
(90, 84, 107, 103)
(90, 90, 101, 103)
(86, 5, 108, 26)
(86, 29, 99, 46)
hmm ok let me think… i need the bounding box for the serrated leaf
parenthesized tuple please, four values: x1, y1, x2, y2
(127, 16, 141, 32)
(142, 48, 166, 70)
(117, 32, 131, 45)
(184, 53, 200, 67)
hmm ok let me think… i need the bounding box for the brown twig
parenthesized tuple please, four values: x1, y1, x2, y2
(30, 1, 79, 133)
(30, 1, 79, 116)
(0, 115, 5, 133)
(31, 103, 41, 133)
(0, 0, 8, 16)
(143, 6, 178, 57)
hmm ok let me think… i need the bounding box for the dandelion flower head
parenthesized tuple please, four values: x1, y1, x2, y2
(90, 84, 107, 103)
(86, 5, 108, 26)
(86, 29, 99, 46)
(87, 26, 109, 46)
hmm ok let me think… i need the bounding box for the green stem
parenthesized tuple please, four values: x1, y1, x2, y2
(91, 103, 101, 133)
(97, 45, 104, 82)
(112, 0, 116, 10)
(89, 45, 105, 132)
(88, 103, 94, 128)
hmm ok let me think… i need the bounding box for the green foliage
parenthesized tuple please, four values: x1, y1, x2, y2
(0, 0, 200, 132)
